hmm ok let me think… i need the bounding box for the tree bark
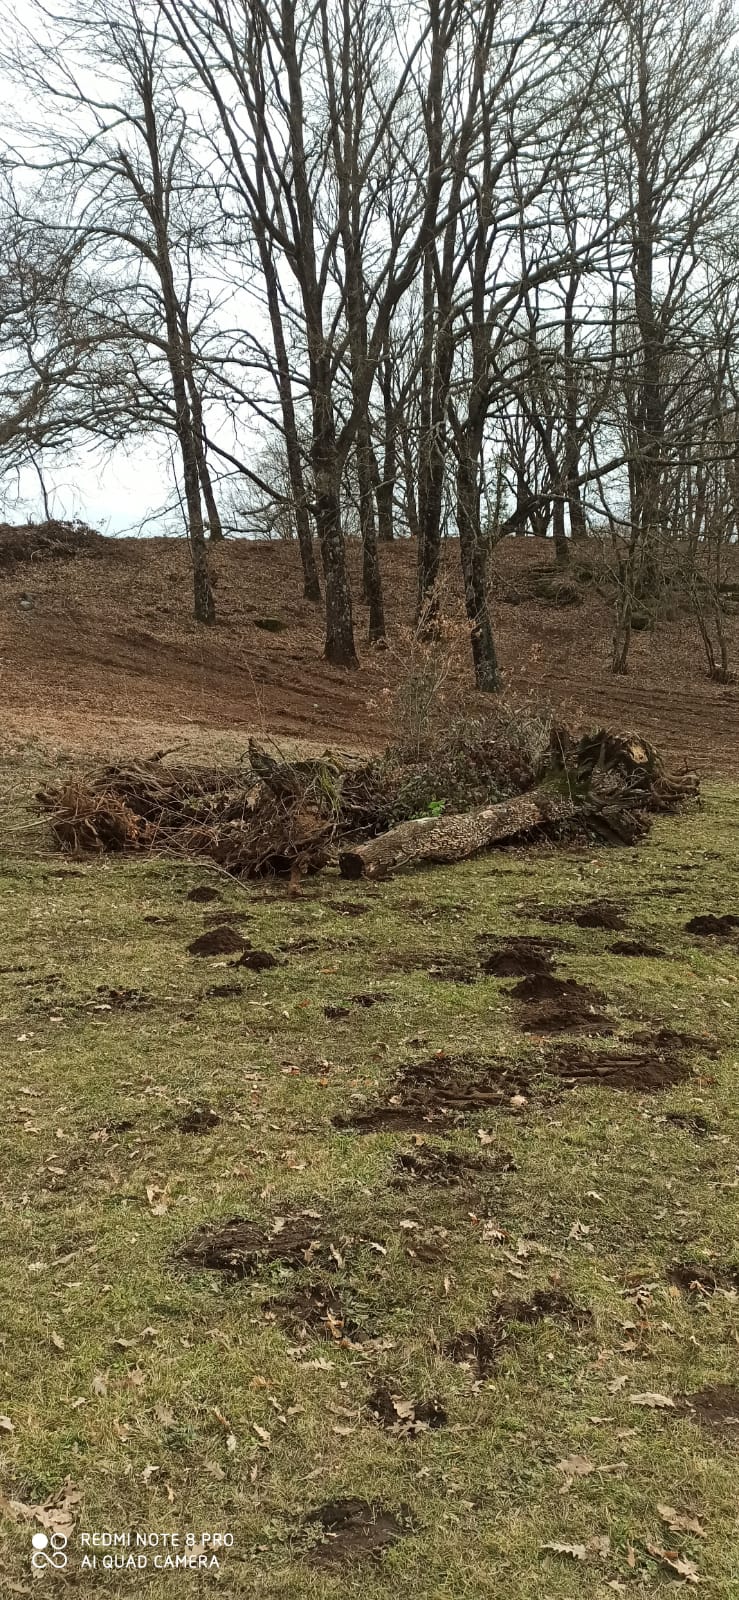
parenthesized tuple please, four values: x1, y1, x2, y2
(455, 442, 501, 691)
(339, 789, 573, 878)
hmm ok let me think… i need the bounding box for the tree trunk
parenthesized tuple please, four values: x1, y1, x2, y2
(356, 422, 386, 642)
(339, 790, 573, 878)
(456, 446, 501, 691)
(376, 352, 396, 542)
(552, 491, 570, 567)
(312, 410, 357, 666)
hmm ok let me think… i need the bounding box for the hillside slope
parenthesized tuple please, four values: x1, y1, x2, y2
(0, 535, 737, 769)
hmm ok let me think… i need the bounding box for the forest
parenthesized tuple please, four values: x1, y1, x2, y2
(1, 0, 738, 689)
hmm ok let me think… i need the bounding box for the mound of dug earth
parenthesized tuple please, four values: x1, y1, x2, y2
(175, 1212, 374, 1277)
(446, 1289, 591, 1377)
(303, 1499, 411, 1565)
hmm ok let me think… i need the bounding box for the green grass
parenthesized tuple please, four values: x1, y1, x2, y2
(0, 775, 738, 1597)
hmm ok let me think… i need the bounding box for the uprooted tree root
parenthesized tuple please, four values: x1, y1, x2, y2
(37, 721, 700, 880)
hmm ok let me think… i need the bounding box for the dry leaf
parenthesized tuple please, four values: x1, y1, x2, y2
(477, 1129, 495, 1144)
(556, 1455, 595, 1477)
(50, 1331, 65, 1351)
(92, 1372, 108, 1397)
(541, 1541, 587, 1560)
(607, 1375, 628, 1394)
(145, 1185, 169, 1216)
(3, 1479, 81, 1540)
(0, 1415, 14, 1432)
(646, 1543, 701, 1583)
(630, 1392, 676, 1409)
(204, 1461, 225, 1481)
(588, 1534, 611, 1557)
(226, 1433, 237, 1454)
(142, 1464, 159, 1485)
(252, 1424, 271, 1444)
(657, 1504, 707, 1538)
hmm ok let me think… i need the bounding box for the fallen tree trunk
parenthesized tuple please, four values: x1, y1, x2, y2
(339, 790, 577, 879)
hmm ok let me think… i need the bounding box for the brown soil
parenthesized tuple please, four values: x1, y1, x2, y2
(609, 939, 667, 957)
(175, 1213, 378, 1278)
(662, 1110, 715, 1136)
(519, 1000, 614, 1034)
(679, 1387, 739, 1437)
(88, 985, 152, 1011)
(266, 1281, 366, 1344)
(324, 1004, 351, 1019)
(186, 925, 248, 957)
(351, 991, 391, 1006)
(667, 1261, 739, 1295)
(479, 939, 556, 978)
(203, 982, 243, 998)
(304, 1499, 409, 1565)
(177, 1106, 221, 1134)
(446, 1290, 590, 1377)
(231, 949, 279, 970)
(684, 913, 739, 936)
(366, 1387, 447, 1434)
(631, 1027, 720, 1056)
(187, 885, 222, 903)
(573, 901, 628, 930)
(511, 973, 612, 1035)
(3, 536, 737, 770)
(508, 974, 605, 1004)
(549, 1044, 691, 1091)
(393, 1143, 515, 1187)
(334, 1054, 529, 1133)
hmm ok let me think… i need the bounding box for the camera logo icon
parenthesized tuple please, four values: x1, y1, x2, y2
(31, 1532, 69, 1570)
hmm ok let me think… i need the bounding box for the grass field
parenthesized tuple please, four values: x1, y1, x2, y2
(0, 774, 738, 1597)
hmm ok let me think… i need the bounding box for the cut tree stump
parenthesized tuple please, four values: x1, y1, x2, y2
(338, 791, 576, 879)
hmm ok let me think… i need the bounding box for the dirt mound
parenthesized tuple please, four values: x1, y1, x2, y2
(685, 913, 739, 936)
(187, 925, 248, 956)
(204, 982, 243, 998)
(304, 1499, 410, 1565)
(232, 948, 279, 970)
(186, 885, 222, 903)
(267, 1281, 366, 1344)
(573, 901, 627, 930)
(446, 1289, 590, 1376)
(609, 939, 667, 957)
(668, 1261, 739, 1295)
(366, 1387, 447, 1435)
(393, 1142, 514, 1186)
(480, 939, 556, 978)
(509, 974, 604, 1004)
(0, 519, 105, 568)
(663, 1110, 714, 1136)
(335, 1054, 528, 1133)
(680, 1386, 739, 1436)
(176, 1106, 221, 1134)
(631, 1027, 720, 1056)
(549, 1044, 690, 1091)
(175, 1213, 377, 1278)
(511, 974, 612, 1035)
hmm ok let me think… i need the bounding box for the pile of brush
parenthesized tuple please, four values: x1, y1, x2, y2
(37, 722, 699, 880)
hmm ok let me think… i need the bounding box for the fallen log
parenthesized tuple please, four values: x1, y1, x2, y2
(338, 790, 577, 879)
